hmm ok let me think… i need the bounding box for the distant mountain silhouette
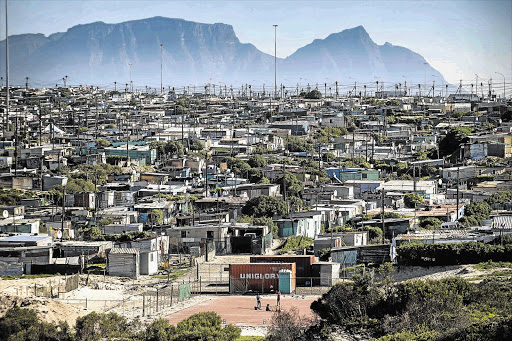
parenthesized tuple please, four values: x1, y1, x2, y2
(0, 17, 446, 90)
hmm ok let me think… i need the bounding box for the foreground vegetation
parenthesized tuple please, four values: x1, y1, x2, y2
(0, 310, 242, 341)
(304, 274, 512, 340)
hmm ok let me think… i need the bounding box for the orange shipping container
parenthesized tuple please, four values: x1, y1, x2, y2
(250, 255, 315, 285)
(229, 263, 296, 293)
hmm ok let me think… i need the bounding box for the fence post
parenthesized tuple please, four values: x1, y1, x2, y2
(200, 276, 202, 294)
(156, 289, 159, 312)
(85, 298, 88, 309)
(170, 285, 173, 307)
(34, 283, 37, 296)
(142, 294, 145, 316)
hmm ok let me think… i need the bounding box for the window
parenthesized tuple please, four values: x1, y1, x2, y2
(150, 253, 154, 261)
(207, 231, 214, 239)
(181, 231, 186, 238)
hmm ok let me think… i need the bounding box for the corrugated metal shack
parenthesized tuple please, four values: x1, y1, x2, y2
(108, 248, 139, 279)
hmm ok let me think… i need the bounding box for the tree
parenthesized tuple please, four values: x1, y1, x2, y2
(0, 307, 72, 341)
(438, 127, 473, 157)
(75, 312, 138, 341)
(65, 178, 95, 194)
(248, 154, 267, 168)
(286, 135, 313, 153)
(267, 307, 311, 341)
(277, 172, 303, 198)
(404, 192, 423, 208)
(189, 139, 204, 151)
(151, 209, 164, 225)
(420, 217, 442, 230)
(242, 195, 287, 218)
(305, 89, 322, 99)
(95, 138, 111, 147)
(226, 157, 251, 176)
(174, 312, 241, 341)
(165, 140, 185, 157)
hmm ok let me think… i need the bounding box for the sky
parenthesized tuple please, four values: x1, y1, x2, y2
(2, 0, 511, 84)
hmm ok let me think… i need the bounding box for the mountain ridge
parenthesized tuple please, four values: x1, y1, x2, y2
(0, 17, 446, 89)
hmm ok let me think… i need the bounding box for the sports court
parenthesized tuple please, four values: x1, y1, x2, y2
(166, 295, 317, 326)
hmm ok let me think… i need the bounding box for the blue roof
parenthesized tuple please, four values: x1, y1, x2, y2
(0, 235, 51, 242)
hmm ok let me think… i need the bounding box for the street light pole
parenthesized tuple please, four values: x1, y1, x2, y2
(273, 24, 278, 99)
(128, 63, 132, 93)
(160, 44, 163, 94)
(495, 72, 505, 100)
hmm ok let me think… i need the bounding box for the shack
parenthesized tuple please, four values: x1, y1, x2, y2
(108, 248, 140, 279)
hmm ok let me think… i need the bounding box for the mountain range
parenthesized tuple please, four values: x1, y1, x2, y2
(0, 16, 447, 90)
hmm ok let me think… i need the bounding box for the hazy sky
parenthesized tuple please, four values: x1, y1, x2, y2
(3, 0, 511, 84)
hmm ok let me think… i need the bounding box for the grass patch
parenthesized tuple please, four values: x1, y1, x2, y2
(236, 337, 265, 341)
(276, 236, 314, 254)
(2, 274, 59, 280)
(152, 269, 189, 280)
(473, 261, 512, 270)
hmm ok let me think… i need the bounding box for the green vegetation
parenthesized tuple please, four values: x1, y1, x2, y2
(150, 140, 185, 158)
(419, 217, 443, 230)
(286, 135, 313, 153)
(458, 191, 512, 226)
(313, 126, 348, 143)
(248, 154, 267, 168)
(473, 261, 512, 270)
(95, 138, 111, 147)
(0, 188, 39, 205)
(397, 239, 512, 266)
(151, 209, 164, 225)
(152, 269, 188, 280)
(80, 227, 156, 243)
(241, 195, 288, 218)
(0, 309, 241, 341)
(308, 275, 512, 341)
(303, 89, 322, 99)
(238, 215, 278, 238)
(277, 236, 314, 254)
(438, 127, 473, 157)
(404, 192, 424, 208)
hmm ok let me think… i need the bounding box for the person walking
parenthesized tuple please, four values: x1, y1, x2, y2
(276, 290, 281, 311)
(256, 293, 261, 310)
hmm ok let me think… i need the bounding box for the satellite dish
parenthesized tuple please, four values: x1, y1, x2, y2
(2, 210, 8, 218)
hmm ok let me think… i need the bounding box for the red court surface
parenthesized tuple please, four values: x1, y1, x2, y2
(166, 295, 317, 326)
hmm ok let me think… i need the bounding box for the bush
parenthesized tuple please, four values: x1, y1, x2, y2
(404, 193, 423, 208)
(241, 195, 287, 218)
(397, 241, 512, 266)
(419, 217, 442, 230)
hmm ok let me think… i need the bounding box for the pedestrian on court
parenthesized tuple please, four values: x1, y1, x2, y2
(256, 293, 261, 310)
(276, 290, 281, 311)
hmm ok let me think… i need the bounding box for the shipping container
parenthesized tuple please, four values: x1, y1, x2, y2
(229, 263, 296, 293)
(250, 255, 315, 286)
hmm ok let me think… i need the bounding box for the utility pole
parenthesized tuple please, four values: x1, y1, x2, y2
(495, 72, 505, 100)
(456, 167, 460, 221)
(128, 63, 132, 93)
(5, 0, 9, 136)
(475, 74, 478, 100)
(160, 44, 163, 94)
(381, 188, 385, 243)
(273, 24, 278, 99)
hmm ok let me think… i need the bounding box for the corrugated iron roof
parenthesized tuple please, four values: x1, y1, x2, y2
(109, 248, 139, 254)
(492, 216, 512, 229)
